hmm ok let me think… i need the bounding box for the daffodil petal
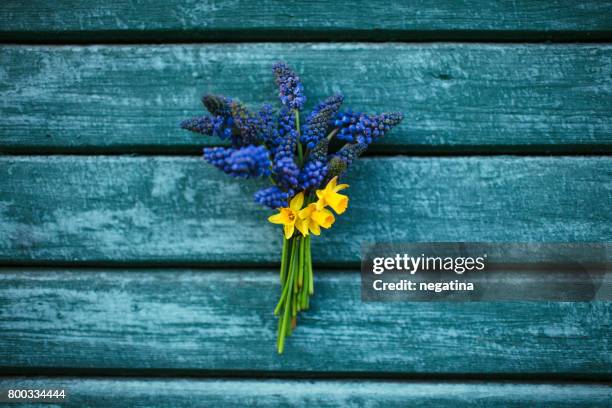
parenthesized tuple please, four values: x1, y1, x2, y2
(290, 192, 304, 211)
(283, 224, 294, 240)
(327, 176, 338, 190)
(268, 212, 285, 224)
(296, 218, 309, 236)
(315, 198, 326, 211)
(334, 183, 349, 192)
(309, 222, 321, 235)
(298, 204, 314, 219)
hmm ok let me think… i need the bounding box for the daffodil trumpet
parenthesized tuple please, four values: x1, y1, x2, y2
(181, 62, 403, 354)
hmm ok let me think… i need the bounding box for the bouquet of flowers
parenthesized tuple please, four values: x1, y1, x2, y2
(181, 63, 403, 353)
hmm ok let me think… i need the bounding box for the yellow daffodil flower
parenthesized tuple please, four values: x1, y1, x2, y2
(298, 203, 335, 235)
(315, 176, 349, 214)
(268, 192, 304, 239)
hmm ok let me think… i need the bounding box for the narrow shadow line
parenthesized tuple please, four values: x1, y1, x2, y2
(1, 29, 612, 44)
(0, 367, 610, 384)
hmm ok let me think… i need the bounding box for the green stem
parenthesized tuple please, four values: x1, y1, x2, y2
(280, 237, 289, 285)
(293, 237, 300, 295)
(327, 128, 338, 141)
(274, 238, 296, 316)
(278, 270, 292, 353)
(278, 238, 298, 353)
(294, 109, 304, 165)
(306, 235, 314, 295)
(297, 142, 304, 165)
(300, 235, 310, 309)
(298, 237, 305, 289)
(301, 265, 308, 309)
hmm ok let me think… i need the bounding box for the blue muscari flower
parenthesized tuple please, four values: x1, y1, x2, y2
(180, 115, 233, 140)
(274, 108, 298, 154)
(325, 143, 366, 181)
(230, 101, 265, 146)
(181, 63, 406, 217)
(202, 94, 233, 116)
(325, 143, 368, 180)
(181, 94, 236, 140)
(333, 111, 369, 143)
(377, 111, 404, 139)
(333, 111, 403, 145)
(334, 142, 368, 167)
(202, 95, 236, 141)
(254, 186, 294, 209)
(326, 156, 348, 181)
(180, 115, 217, 135)
(273, 152, 299, 190)
(255, 105, 294, 155)
(298, 139, 329, 190)
(298, 160, 327, 190)
(301, 94, 344, 149)
(271, 108, 300, 189)
(272, 62, 306, 110)
(259, 104, 277, 145)
(203, 145, 271, 179)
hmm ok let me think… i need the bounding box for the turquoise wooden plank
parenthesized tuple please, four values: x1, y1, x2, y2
(1, 1, 611, 42)
(0, 156, 610, 265)
(1, 44, 611, 154)
(0, 269, 610, 375)
(0, 378, 610, 407)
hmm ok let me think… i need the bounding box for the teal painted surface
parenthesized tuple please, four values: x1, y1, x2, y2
(1, 0, 611, 399)
(0, 378, 610, 407)
(0, 269, 610, 375)
(1, 156, 610, 265)
(1, 44, 611, 154)
(1, 1, 611, 42)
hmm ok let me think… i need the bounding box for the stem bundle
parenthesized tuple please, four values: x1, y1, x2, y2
(275, 234, 313, 354)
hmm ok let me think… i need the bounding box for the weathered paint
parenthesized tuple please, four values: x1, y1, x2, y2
(1, 3, 611, 396)
(0, 269, 610, 375)
(1, 44, 611, 153)
(0, 156, 609, 264)
(1, 0, 611, 41)
(0, 378, 610, 407)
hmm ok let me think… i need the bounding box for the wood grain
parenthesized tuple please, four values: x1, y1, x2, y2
(0, 378, 610, 407)
(0, 268, 610, 375)
(1, 1, 611, 42)
(1, 156, 610, 265)
(1, 44, 611, 154)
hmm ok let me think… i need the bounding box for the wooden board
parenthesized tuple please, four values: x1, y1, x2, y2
(0, 156, 610, 265)
(0, 378, 610, 407)
(0, 268, 610, 375)
(1, 44, 611, 154)
(2, 0, 610, 400)
(1, 1, 612, 42)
